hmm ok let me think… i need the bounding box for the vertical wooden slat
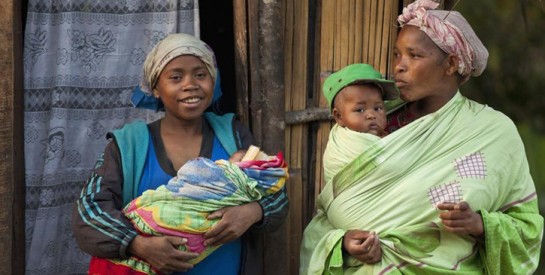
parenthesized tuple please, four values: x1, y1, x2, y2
(388, 0, 400, 77)
(347, 0, 355, 63)
(284, 0, 311, 273)
(248, 0, 262, 143)
(368, 0, 377, 66)
(380, 0, 393, 74)
(257, 0, 288, 274)
(374, 0, 385, 68)
(333, 0, 341, 68)
(362, 0, 372, 62)
(354, 0, 364, 62)
(0, 0, 25, 273)
(233, 0, 250, 124)
(315, 0, 335, 198)
(339, 0, 350, 67)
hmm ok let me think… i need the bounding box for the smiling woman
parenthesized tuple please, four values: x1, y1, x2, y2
(154, 55, 215, 126)
(72, 33, 289, 275)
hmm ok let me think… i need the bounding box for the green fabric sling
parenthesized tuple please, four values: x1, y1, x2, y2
(300, 92, 543, 275)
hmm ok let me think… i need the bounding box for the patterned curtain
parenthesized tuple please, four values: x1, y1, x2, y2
(23, 1, 199, 273)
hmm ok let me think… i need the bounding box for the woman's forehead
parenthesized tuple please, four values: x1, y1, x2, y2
(397, 26, 441, 52)
(162, 55, 208, 71)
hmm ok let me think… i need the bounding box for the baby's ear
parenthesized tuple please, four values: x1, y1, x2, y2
(153, 89, 160, 98)
(332, 108, 343, 126)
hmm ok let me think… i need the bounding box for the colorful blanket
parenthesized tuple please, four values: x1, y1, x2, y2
(300, 92, 543, 275)
(89, 149, 288, 275)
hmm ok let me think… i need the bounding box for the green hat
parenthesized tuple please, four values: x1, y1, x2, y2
(323, 63, 399, 110)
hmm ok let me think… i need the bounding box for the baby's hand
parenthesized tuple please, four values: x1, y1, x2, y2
(229, 150, 246, 162)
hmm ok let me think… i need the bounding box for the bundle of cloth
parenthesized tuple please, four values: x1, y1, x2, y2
(89, 146, 288, 275)
(300, 93, 542, 274)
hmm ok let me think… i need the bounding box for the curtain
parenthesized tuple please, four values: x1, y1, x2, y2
(23, 1, 199, 273)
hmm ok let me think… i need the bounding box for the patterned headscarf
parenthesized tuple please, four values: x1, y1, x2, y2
(140, 33, 217, 95)
(397, 0, 488, 82)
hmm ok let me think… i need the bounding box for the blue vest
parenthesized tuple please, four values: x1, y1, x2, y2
(112, 112, 242, 275)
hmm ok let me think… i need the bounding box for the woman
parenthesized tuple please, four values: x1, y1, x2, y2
(300, 1, 542, 274)
(72, 33, 288, 275)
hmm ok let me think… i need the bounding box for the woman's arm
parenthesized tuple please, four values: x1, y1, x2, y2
(253, 188, 289, 231)
(71, 141, 138, 258)
(72, 140, 199, 273)
(233, 119, 290, 231)
(479, 200, 543, 274)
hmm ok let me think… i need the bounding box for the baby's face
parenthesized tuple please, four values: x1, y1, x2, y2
(332, 84, 387, 136)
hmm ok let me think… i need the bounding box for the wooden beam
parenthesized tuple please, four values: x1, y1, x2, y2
(233, 0, 250, 125)
(255, 0, 288, 274)
(285, 107, 330, 125)
(0, 0, 25, 274)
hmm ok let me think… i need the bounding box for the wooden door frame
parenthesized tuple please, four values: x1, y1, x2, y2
(0, 0, 26, 274)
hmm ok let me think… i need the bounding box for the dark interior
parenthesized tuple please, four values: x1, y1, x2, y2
(200, 0, 237, 114)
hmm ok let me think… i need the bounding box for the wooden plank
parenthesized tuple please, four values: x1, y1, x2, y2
(388, 1, 399, 77)
(233, 0, 250, 125)
(381, 0, 393, 74)
(333, 0, 341, 68)
(354, 0, 363, 62)
(368, 0, 377, 66)
(305, 0, 321, 223)
(347, 0, 355, 64)
(283, 0, 310, 272)
(374, 0, 385, 68)
(322, 0, 335, 77)
(339, 0, 350, 68)
(257, 0, 289, 273)
(363, 0, 371, 62)
(315, 0, 337, 196)
(284, 0, 294, 113)
(0, 0, 25, 274)
(248, 0, 262, 144)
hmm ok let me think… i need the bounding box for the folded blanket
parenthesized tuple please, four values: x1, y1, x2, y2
(89, 147, 288, 275)
(300, 92, 542, 275)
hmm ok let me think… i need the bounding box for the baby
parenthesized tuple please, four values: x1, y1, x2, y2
(322, 63, 399, 183)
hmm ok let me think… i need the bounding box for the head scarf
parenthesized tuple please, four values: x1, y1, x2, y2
(140, 33, 217, 95)
(397, 0, 488, 82)
(132, 33, 223, 112)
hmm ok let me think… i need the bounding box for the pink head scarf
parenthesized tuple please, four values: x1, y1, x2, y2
(397, 0, 488, 82)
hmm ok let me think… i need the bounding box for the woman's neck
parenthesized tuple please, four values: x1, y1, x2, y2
(160, 115, 203, 137)
(408, 88, 458, 118)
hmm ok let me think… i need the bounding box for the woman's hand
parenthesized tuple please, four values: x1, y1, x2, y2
(343, 230, 382, 264)
(437, 201, 484, 238)
(128, 235, 199, 274)
(204, 202, 263, 246)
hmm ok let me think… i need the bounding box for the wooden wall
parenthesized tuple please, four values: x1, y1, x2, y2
(232, 0, 403, 273)
(312, 0, 399, 197)
(284, 0, 313, 274)
(0, 0, 413, 274)
(0, 0, 25, 274)
(283, 0, 402, 274)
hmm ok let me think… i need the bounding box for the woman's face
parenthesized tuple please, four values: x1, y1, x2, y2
(154, 55, 214, 122)
(393, 26, 451, 104)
